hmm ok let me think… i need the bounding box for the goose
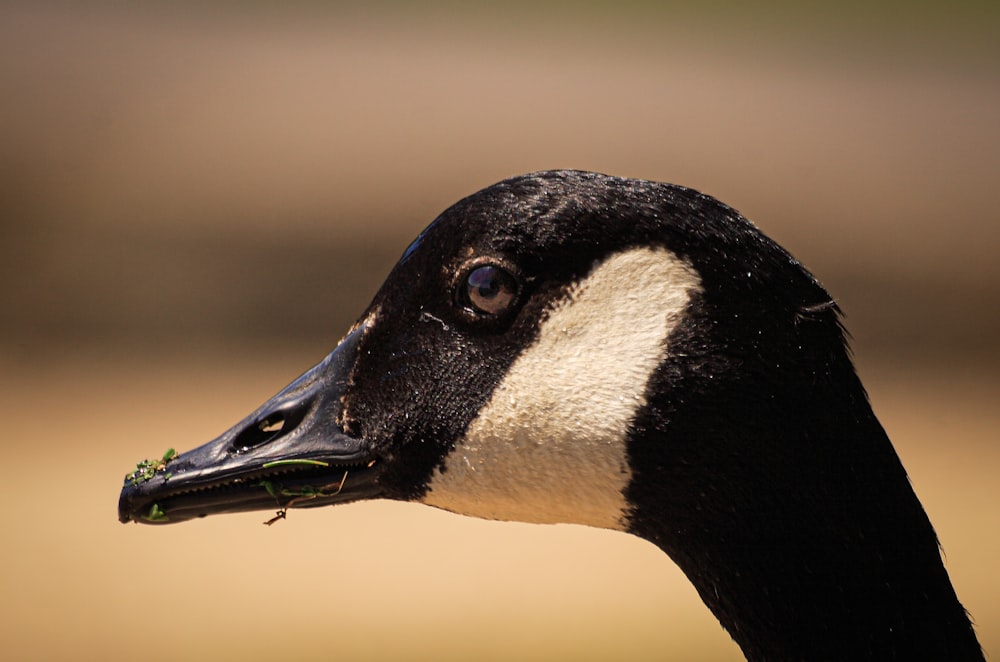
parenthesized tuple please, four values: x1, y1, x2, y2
(118, 170, 984, 661)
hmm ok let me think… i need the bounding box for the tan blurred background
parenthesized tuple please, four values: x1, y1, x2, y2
(1, 2, 997, 660)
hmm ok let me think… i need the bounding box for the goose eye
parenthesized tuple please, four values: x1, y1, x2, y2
(462, 265, 518, 317)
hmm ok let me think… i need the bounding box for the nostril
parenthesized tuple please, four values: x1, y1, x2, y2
(259, 415, 284, 434)
(230, 406, 308, 454)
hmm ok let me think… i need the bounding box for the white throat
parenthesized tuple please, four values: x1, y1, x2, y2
(422, 246, 702, 530)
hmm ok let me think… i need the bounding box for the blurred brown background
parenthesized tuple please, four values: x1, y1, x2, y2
(1, 2, 997, 660)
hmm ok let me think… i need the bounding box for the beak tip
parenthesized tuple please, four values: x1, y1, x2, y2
(117, 322, 377, 526)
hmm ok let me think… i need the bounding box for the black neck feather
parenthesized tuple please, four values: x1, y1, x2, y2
(625, 309, 983, 660)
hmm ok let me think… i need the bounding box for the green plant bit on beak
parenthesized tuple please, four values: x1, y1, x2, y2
(260, 471, 350, 526)
(125, 448, 177, 486)
(260, 459, 331, 469)
(258, 479, 279, 500)
(142, 503, 168, 522)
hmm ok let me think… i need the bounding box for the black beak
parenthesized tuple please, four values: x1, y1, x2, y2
(118, 322, 383, 524)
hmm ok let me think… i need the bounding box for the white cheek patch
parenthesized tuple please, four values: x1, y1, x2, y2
(422, 247, 702, 530)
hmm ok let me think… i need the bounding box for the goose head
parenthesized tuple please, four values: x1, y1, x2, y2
(118, 170, 983, 661)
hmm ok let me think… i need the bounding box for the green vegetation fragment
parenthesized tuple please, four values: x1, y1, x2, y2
(258, 471, 349, 525)
(257, 479, 339, 499)
(142, 503, 169, 522)
(280, 484, 332, 498)
(125, 448, 176, 486)
(259, 479, 279, 499)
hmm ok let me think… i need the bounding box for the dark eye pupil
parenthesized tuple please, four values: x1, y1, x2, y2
(465, 265, 516, 316)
